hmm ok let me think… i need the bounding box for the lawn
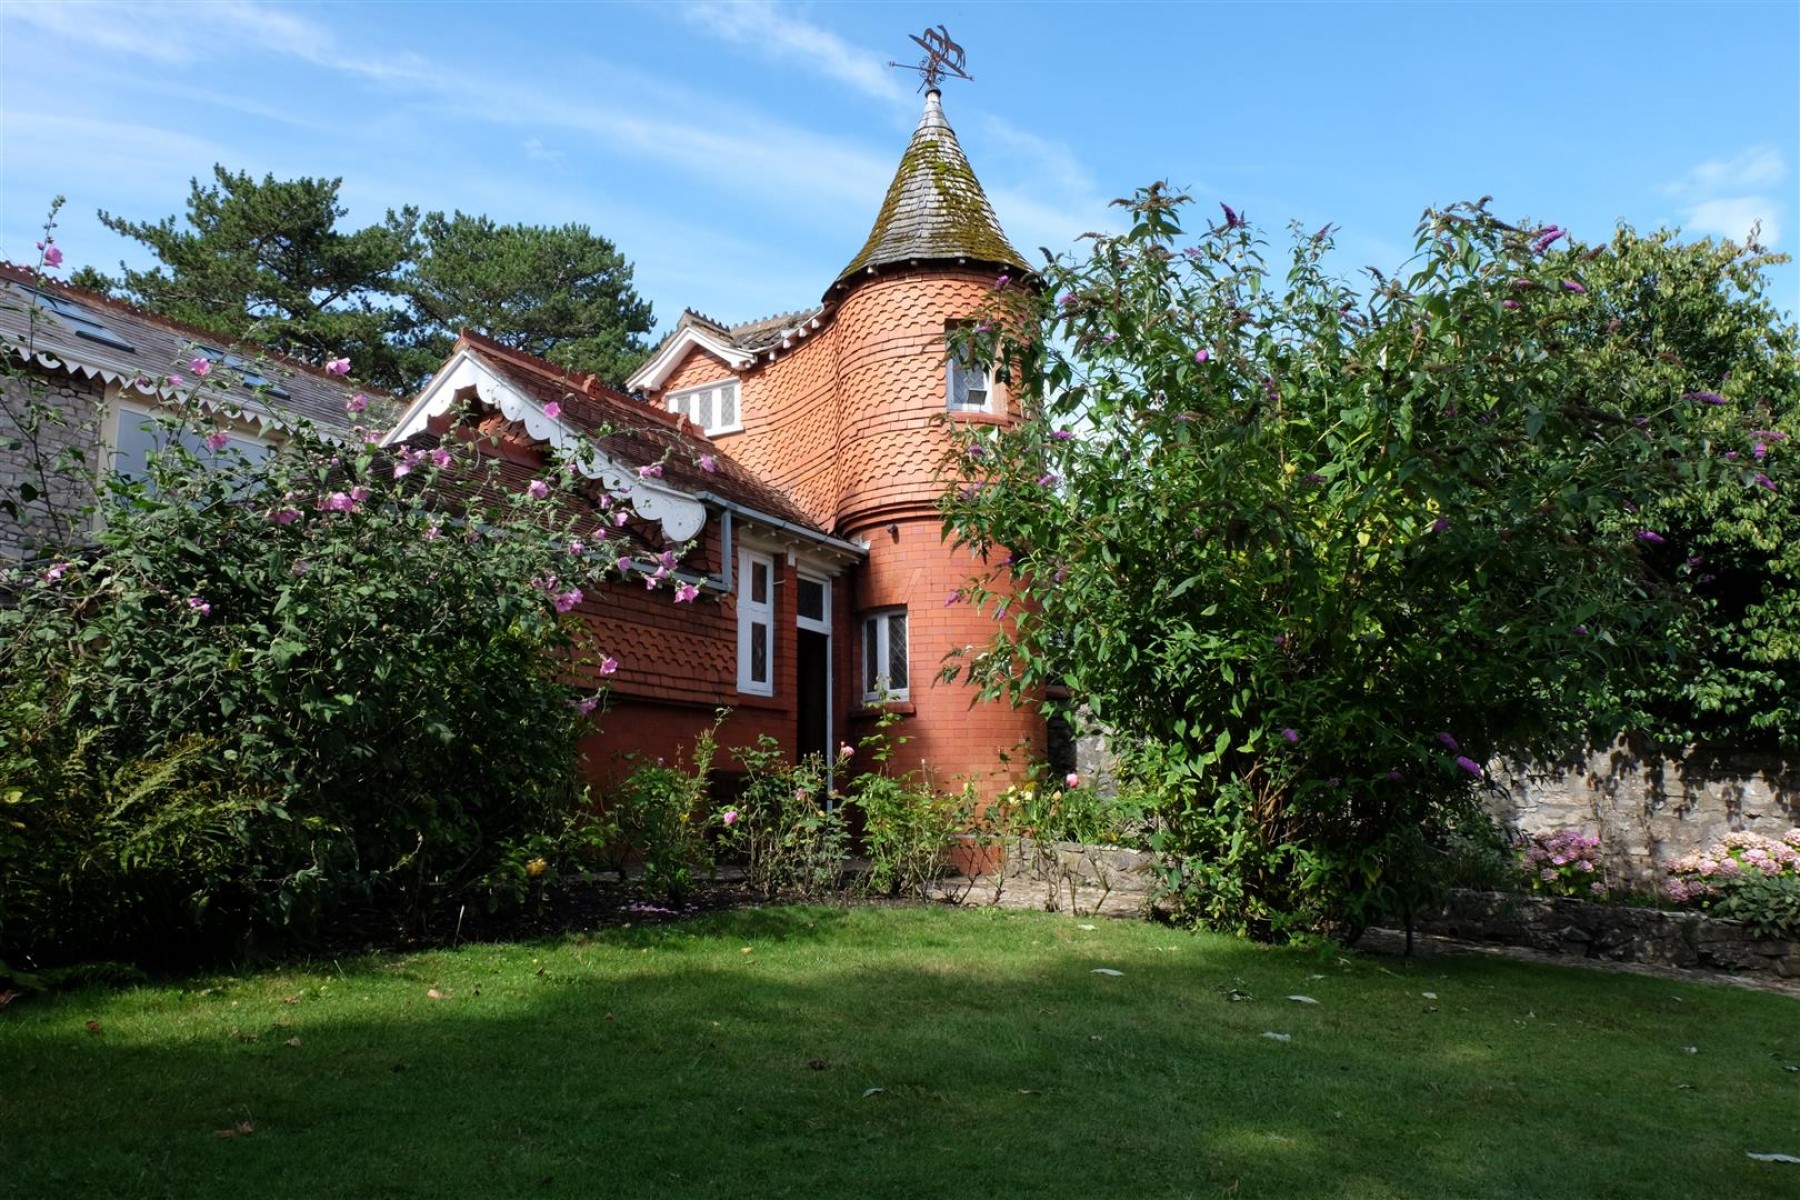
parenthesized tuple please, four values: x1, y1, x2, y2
(2, 905, 1795, 1199)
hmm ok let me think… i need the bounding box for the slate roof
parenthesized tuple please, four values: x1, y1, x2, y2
(832, 88, 1030, 291)
(452, 331, 829, 533)
(0, 264, 365, 435)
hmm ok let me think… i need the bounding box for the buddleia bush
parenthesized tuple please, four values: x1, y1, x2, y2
(0, 364, 658, 968)
(943, 187, 1796, 939)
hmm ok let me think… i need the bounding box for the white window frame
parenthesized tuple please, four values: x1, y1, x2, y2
(105, 397, 273, 489)
(667, 378, 742, 436)
(736, 547, 776, 696)
(946, 341, 991, 414)
(861, 607, 910, 703)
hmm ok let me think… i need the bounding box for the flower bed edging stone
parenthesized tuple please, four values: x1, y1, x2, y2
(1415, 888, 1800, 978)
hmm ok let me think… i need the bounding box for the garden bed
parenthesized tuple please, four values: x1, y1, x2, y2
(1411, 888, 1800, 978)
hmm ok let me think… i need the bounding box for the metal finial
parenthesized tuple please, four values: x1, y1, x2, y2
(888, 25, 971, 92)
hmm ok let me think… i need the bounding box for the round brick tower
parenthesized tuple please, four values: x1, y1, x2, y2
(829, 88, 1045, 793)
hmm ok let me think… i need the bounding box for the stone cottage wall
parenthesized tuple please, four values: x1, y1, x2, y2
(0, 363, 102, 559)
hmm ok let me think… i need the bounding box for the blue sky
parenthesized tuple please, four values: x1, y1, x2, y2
(3, 1, 1796, 333)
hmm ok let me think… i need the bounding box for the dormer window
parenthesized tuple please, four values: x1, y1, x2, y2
(667, 379, 741, 435)
(947, 341, 990, 413)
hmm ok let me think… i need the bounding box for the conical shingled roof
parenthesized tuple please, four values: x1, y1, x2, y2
(832, 89, 1030, 292)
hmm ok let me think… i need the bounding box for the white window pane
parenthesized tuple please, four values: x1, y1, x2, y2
(887, 612, 908, 690)
(751, 621, 769, 683)
(751, 560, 769, 606)
(718, 385, 737, 429)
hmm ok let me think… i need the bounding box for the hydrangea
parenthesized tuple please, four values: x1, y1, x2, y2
(1519, 829, 1605, 898)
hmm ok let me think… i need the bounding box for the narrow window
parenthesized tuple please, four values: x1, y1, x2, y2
(861, 607, 910, 702)
(947, 342, 989, 413)
(737, 548, 776, 696)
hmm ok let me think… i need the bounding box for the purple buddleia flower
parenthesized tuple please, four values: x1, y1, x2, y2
(1455, 756, 1484, 778)
(1635, 529, 1666, 544)
(1282, 728, 1299, 744)
(1562, 280, 1585, 293)
(1755, 473, 1777, 492)
(1683, 391, 1728, 406)
(1438, 732, 1460, 752)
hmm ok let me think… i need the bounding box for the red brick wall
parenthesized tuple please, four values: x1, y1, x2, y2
(642, 268, 1043, 797)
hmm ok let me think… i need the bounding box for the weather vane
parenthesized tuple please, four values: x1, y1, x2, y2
(889, 25, 971, 92)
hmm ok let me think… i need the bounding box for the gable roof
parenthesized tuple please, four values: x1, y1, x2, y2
(626, 306, 825, 393)
(0, 264, 365, 435)
(392, 330, 832, 540)
(831, 88, 1030, 292)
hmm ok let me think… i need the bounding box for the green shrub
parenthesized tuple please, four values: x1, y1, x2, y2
(601, 726, 719, 902)
(719, 737, 847, 900)
(0, 355, 670, 967)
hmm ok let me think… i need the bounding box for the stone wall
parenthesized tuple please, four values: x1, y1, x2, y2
(1414, 888, 1800, 978)
(0, 364, 102, 559)
(1491, 743, 1800, 889)
(930, 837, 1158, 918)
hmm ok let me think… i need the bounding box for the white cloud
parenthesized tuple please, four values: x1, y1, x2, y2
(1, 1, 430, 82)
(676, 1, 910, 105)
(1662, 145, 1786, 247)
(1686, 197, 1781, 248)
(1663, 145, 1786, 199)
(522, 138, 565, 166)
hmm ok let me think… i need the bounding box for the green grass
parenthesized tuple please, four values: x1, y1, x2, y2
(2, 906, 1795, 1199)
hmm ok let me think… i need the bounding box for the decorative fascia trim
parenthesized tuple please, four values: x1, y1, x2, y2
(624, 327, 754, 394)
(385, 348, 707, 543)
(8, 345, 296, 434)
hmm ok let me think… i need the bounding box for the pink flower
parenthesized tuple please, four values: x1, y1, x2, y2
(1282, 728, 1299, 744)
(614, 556, 632, 574)
(423, 523, 442, 541)
(203, 430, 230, 452)
(166, 373, 185, 387)
(269, 506, 300, 525)
(571, 695, 599, 716)
(839, 743, 854, 759)
(189, 356, 212, 377)
(994, 274, 1011, 290)
(1050, 429, 1074, 441)
(324, 357, 351, 377)
(347, 394, 368, 414)
(1066, 772, 1080, 788)
(674, 582, 700, 603)
(614, 510, 631, 527)
(527, 479, 550, 500)
(348, 485, 370, 503)
(638, 462, 663, 479)
(1194, 348, 1211, 364)
(1035, 473, 1060, 487)
(186, 596, 212, 616)
(722, 809, 740, 827)
(321, 491, 355, 513)
(699, 454, 717, 473)
(43, 561, 70, 584)
(567, 539, 586, 556)
(42, 244, 63, 269)
(553, 588, 583, 613)
(544, 401, 562, 419)
(599, 655, 619, 675)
